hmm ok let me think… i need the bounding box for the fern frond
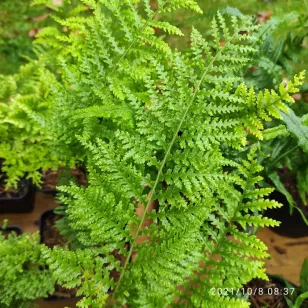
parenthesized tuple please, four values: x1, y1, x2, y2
(177, 148, 281, 307)
(0, 61, 62, 187)
(42, 247, 110, 308)
(0, 232, 55, 307)
(25, 3, 305, 307)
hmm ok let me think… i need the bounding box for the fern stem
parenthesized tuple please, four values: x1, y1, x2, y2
(109, 18, 251, 305)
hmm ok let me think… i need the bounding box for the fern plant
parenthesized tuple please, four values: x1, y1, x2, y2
(192, 5, 308, 219)
(0, 60, 67, 188)
(0, 228, 55, 308)
(0, 0, 87, 75)
(22, 1, 306, 307)
(0, 0, 305, 307)
(236, 6, 308, 220)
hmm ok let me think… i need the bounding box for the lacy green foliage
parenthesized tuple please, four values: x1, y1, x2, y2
(31, 1, 305, 306)
(177, 150, 279, 308)
(235, 4, 308, 215)
(174, 2, 308, 216)
(160, 0, 308, 86)
(0, 230, 55, 308)
(0, 61, 62, 188)
(0, 0, 46, 74)
(0, 0, 85, 75)
(42, 246, 111, 307)
(34, 0, 206, 164)
(256, 72, 308, 213)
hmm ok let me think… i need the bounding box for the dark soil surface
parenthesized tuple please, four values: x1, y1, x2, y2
(246, 277, 308, 308)
(0, 172, 27, 198)
(41, 211, 66, 248)
(41, 170, 59, 191)
(246, 277, 288, 308)
(48, 285, 78, 301)
(41, 167, 87, 191)
(265, 166, 308, 237)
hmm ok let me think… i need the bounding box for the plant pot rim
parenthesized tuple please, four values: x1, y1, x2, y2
(39, 209, 56, 243)
(40, 188, 57, 195)
(0, 179, 31, 201)
(0, 226, 23, 235)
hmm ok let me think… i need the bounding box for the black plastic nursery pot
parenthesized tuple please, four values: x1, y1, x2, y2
(0, 226, 23, 237)
(0, 179, 36, 213)
(39, 209, 66, 248)
(265, 191, 308, 238)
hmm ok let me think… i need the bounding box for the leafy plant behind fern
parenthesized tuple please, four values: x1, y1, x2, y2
(0, 61, 65, 188)
(19, 0, 306, 306)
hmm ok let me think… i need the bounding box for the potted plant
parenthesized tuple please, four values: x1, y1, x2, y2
(29, 0, 306, 306)
(0, 0, 306, 306)
(0, 230, 55, 308)
(0, 62, 57, 213)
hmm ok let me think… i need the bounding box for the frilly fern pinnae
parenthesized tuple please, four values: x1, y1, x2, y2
(0, 61, 64, 188)
(0, 229, 55, 308)
(34, 0, 305, 307)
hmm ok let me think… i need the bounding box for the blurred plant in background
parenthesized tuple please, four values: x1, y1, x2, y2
(0, 0, 50, 75)
(0, 0, 91, 189)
